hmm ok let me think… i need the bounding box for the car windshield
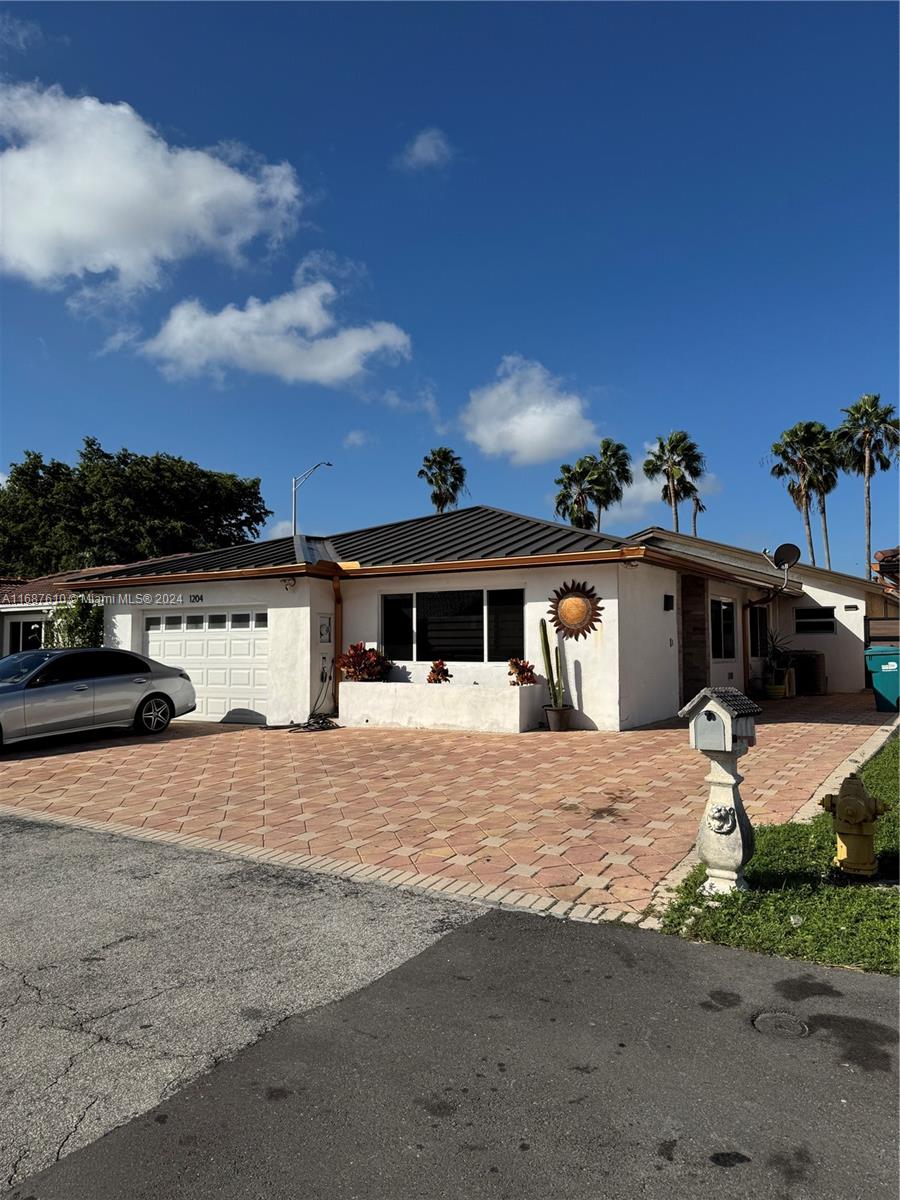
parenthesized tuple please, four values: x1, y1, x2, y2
(0, 651, 56, 683)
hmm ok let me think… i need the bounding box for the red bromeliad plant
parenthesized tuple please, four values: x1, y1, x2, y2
(426, 660, 453, 684)
(507, 657, 538, 686)
(336, 642, 393, 682)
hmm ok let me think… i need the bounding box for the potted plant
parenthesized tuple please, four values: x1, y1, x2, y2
(336, 642, 393, 682)
(426, 660, 453, 683)
(764, 630, 793, 700)
(540, 617, 574, 731)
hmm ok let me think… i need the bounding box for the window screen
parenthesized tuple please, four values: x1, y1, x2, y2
(487, 589, 524, 661)
(795, 607, 835, 635)
(416, 590, 483, 661)
(749, 606, 768, 659)
(710, 599, 736, 660)
(382, 593, 413, 660)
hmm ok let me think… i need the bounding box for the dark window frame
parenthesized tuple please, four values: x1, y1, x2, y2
(749, 605, 769, 659)
(710, 597, 736, 661)
(794, 606, 836, 635)
(380, 587, 526, 663)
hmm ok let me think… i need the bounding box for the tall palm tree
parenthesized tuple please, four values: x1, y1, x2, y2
(643, 432, 706, 533)
(680, 479, 706, 537)
(769, 421, 830, 566)
(592, 439, 633, 531)
(835, 394, 899, 578)
(808, 431, 840, 571)
(554, 458, 598, 529)
(417, 447, 467, 514)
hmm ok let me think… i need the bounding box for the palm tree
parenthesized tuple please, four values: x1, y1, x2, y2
(417, 447, 467, 514)
(643, 432, 706, 533)
(835, 395, 899, 578)
(681, 480, 706, 537)
(808, 431, 840, 571)
(769, 421, 830, 566)
(554, 458, 598, 529)
(592, 439, 633, 531)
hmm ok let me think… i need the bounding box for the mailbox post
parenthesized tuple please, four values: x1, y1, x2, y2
(678, 687, 762, 895)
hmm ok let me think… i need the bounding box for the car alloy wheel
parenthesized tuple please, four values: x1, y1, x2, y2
(141, 697, 171, 733)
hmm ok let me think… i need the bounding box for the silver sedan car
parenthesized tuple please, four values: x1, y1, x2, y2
(0, 648, 196, 748)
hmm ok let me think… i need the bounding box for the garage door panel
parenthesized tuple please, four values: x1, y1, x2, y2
(143, 611, 268, 723)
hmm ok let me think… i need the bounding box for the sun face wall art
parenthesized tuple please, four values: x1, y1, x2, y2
(547, 580, 604, 640)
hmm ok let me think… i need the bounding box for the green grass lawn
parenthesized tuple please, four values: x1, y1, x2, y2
(660, 735, 899, 974)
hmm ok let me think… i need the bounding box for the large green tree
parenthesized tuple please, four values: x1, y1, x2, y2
(834, 394, 899, 578)
(554, 458, 599, 529)
(417, 447, 467, 514)
(0, 437, 272, 577)
(642, 432, 706, 533)
(769, 421, 829, 566)
(592, 439, 633, 531)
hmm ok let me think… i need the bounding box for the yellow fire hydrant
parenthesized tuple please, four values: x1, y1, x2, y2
(819, 773, 885, 877)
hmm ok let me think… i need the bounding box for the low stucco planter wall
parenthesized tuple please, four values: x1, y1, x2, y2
(338, 681, 545, 734)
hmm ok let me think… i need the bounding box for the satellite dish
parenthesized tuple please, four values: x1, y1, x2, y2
(773, 542, 801, 570)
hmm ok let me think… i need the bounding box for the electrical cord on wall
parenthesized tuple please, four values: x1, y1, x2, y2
(289, 657, 339, 732)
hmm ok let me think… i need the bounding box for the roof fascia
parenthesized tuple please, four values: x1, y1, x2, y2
(633, 528, 883, 594)
(340, 546, 646, 579)
(68, 561, 340, 589)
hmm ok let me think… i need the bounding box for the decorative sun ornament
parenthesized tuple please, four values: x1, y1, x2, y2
(548, 580, 604, 640)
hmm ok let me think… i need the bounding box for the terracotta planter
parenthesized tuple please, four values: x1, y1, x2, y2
(543, 704, 574, 732)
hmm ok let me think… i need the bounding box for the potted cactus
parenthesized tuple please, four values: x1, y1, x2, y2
(540, 617, 574, 731)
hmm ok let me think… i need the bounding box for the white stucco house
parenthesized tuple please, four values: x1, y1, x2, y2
(12, 505, 882, 734)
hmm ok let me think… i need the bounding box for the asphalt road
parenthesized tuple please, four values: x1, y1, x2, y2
(0, 813, 474, 1190)
(10, 904, 898, 1200)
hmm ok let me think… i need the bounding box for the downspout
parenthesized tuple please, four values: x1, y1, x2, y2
(332, 575, 343, 710)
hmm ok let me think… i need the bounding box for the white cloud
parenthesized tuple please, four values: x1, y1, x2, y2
(97, 326, 140, 357)
(266, 519, 294, 539)
(394, 127, 454, 172)
(0, 82, 301, 298)
(343, 429, 369, 448)
(461, 355, 598, 466)
(141, 269, 410, 386)
(0, 12, 41, 54)
(383, 383, 449, 434)
(603, 470, 722, 532)
(604, 476, 666, 530)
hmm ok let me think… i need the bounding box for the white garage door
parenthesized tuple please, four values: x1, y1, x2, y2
(143, 609, 269, 723)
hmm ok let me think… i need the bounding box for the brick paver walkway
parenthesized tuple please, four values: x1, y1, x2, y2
(0, 694, 893, 919)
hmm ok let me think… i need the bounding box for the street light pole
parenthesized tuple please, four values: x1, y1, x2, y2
(291, 461, 333, 537)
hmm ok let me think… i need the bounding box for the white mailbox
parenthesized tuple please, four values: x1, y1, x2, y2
(678, 687, 762, 754)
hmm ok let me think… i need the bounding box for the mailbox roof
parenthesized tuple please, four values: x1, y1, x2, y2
(678, 687, 763, 720)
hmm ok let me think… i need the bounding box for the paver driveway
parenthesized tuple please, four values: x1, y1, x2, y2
(0, 694, 893, 920)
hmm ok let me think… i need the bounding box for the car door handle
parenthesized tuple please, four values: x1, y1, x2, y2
(133, 677, 148, 684)
(73, 684, 90, 692)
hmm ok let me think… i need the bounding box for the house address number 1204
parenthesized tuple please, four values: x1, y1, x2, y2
(112, 593, 205, 605)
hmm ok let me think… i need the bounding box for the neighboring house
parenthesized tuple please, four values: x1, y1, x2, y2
(0, 569, 112, 655)
(59, 506, 894, 732)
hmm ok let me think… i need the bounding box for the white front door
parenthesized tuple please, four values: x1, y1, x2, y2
(143, 609, 269, 723)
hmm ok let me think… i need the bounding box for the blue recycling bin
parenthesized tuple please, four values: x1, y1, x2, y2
(864, 646, 900, 713)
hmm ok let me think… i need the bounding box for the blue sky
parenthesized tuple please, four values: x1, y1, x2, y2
(1, 2, 896, 574)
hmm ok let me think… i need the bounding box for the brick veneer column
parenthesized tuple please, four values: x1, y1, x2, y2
(680, 574, 709, 704)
